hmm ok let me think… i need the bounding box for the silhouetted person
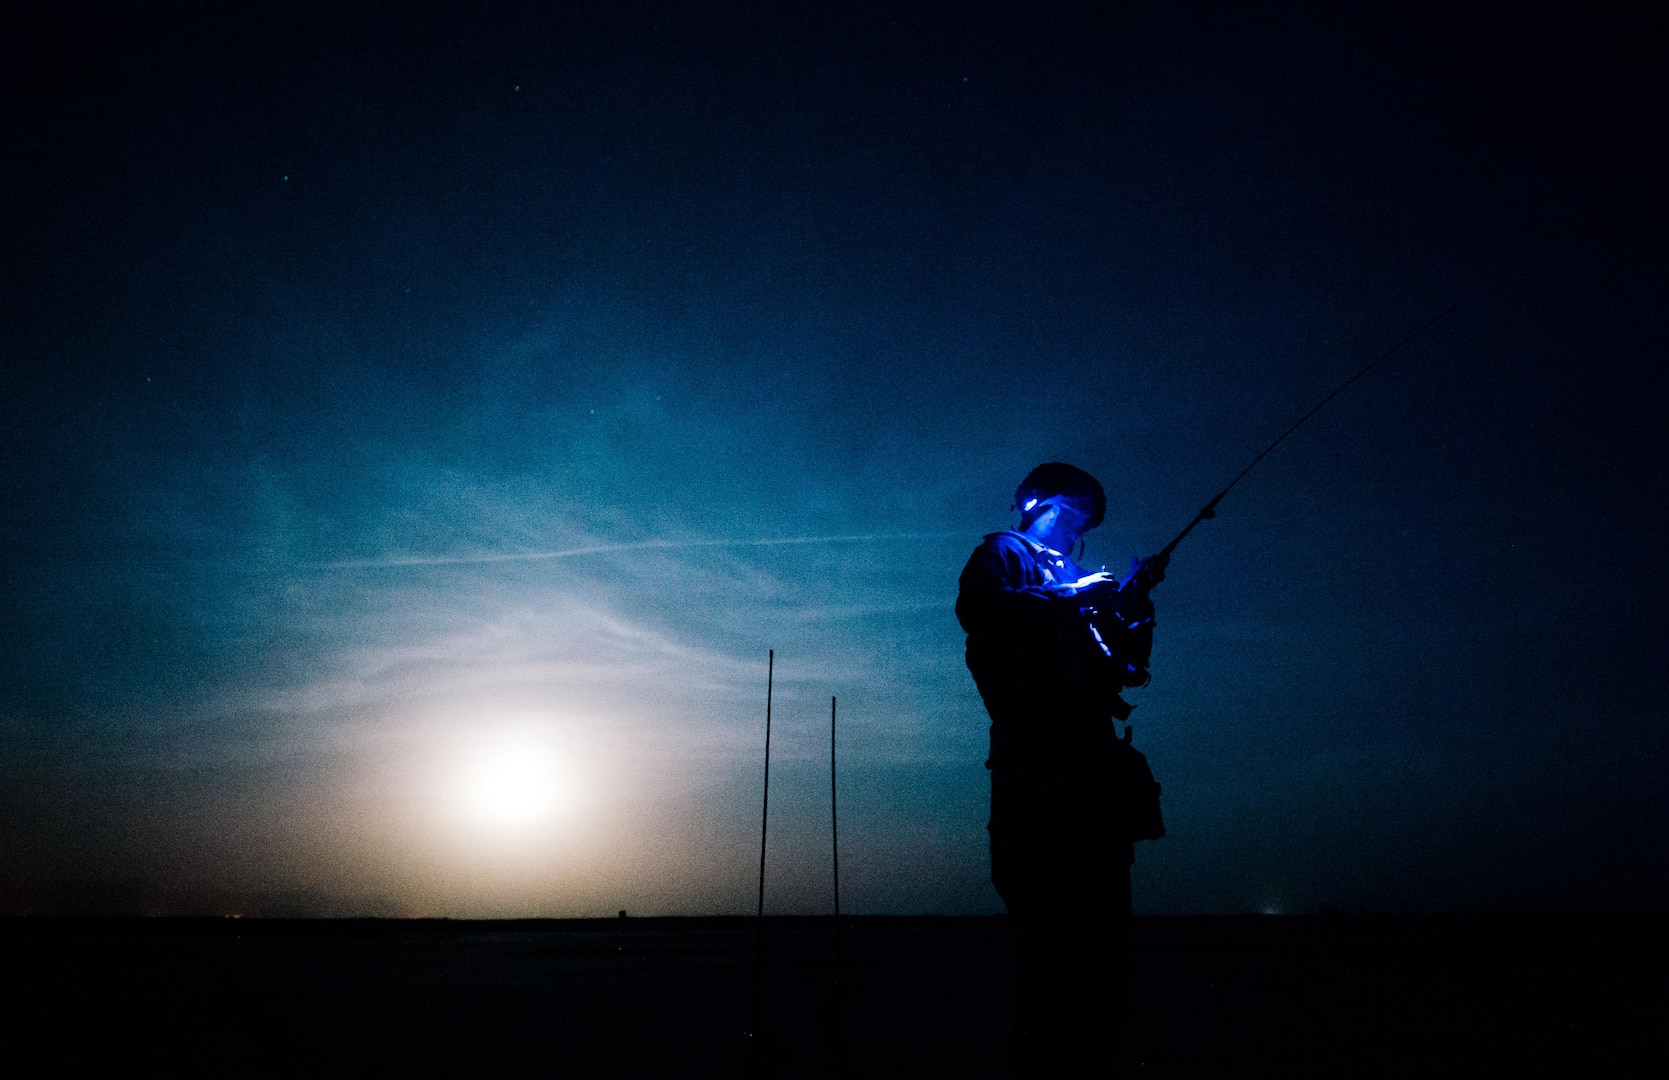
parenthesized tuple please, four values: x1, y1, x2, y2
(956, 463, 1166, 1074)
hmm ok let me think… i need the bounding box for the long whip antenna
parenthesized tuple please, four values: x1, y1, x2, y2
(748, 650, 774, 1066)
(830, 697, 841, 938)
(819, 695, 845, 1060)
(1157, 303, 1459, 561)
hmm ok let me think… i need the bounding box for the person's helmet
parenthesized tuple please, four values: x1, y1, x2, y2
(1015, 462, 1106, 530)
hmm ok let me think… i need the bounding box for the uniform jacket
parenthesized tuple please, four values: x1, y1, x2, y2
(957, 531, 1150, 888)
(956, 530, 1128, 719)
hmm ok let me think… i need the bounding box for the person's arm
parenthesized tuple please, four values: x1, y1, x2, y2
(956, 539, 1089, 636)
(1079, 562, 1162, 687)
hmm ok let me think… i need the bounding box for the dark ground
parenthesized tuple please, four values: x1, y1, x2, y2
(2, 914, 1662, 1076)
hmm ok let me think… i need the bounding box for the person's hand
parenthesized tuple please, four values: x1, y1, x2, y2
(1065, 571, 1116, 595)
(1120, 553, 1169, 594)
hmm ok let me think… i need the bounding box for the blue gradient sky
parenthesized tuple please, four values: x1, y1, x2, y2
(2, 2, 1662, 916)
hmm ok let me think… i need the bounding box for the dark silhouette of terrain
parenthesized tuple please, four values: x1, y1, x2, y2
(1, 914, 1660, 1076)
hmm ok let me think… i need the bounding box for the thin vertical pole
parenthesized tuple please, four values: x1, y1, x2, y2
(828, 695, 844, 1060)
(749, 650, 773, 1050)
(831, 695, 842, 939)
(756, 650, 774, 923)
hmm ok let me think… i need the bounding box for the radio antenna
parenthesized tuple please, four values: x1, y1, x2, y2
(1157, 303, 1459, 562)
(822, 695, 845, 1060)
(747, 650, 774, 1075)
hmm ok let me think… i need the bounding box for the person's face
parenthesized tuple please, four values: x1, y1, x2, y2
(1031, 498, 1092, 550)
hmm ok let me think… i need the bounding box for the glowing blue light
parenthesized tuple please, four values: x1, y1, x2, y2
(1087, 621, 1112, 657)
(1023, 498, 1037, 511)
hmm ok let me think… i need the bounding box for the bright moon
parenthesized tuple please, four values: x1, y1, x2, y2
(453, 726, 577, 831)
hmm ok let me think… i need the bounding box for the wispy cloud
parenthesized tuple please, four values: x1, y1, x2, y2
(322, 531, 965, 569)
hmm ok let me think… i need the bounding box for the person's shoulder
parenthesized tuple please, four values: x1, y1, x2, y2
(965, 530, 1037, 567)
(980, 530, 1034, 551)
(969, 530, 1029, 555)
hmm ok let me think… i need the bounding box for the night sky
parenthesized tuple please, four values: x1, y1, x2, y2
(3, 2, 1663, 918)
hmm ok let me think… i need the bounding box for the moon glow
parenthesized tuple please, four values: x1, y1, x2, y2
(452, 723, 581, 833)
